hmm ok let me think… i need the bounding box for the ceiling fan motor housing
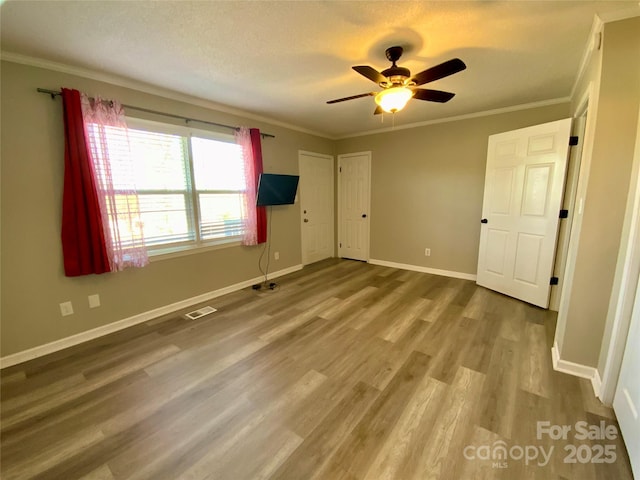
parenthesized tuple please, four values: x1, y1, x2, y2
(381, 67, 412, 86)
(382, 46, 411, 85)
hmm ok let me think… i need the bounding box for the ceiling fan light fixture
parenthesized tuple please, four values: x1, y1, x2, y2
(375, 87, 413, 113)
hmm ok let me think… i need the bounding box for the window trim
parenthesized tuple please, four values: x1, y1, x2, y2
(126, 116, 235, 143)
(123, 116, 245, 258)
(148, 237, 242, 261)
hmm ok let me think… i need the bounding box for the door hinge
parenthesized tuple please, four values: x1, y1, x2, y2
(559, 209, 569, 219)
(550, 277, 559, 285)
(569, 136, 579, 146)
(339, 166, 342, 173)
(339, 242, 342, 248)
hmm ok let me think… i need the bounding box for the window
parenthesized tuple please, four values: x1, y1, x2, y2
(191, 137, 245, 241)
(86, 118, 246, 256)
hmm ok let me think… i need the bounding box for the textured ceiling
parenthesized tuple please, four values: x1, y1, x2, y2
(1, 1, 639, 137)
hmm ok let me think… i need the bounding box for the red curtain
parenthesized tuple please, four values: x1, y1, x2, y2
(250, 128, 267, 244)
(60, 88, 111, 276)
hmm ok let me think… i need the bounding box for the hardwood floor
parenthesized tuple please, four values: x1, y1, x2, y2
(0, 259, 633, 479)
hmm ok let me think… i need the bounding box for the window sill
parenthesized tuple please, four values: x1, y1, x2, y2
(148, 237, 242, 262)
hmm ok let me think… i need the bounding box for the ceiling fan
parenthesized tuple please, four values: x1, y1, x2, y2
(327, 46, 466, 114)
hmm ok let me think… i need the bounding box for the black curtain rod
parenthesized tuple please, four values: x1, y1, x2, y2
(36, 88, 275, 139)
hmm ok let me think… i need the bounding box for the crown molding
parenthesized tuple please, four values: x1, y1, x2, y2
(335, 97, 571, 140)
(598, 7, 640, 24)
(0, 51, 333, 139)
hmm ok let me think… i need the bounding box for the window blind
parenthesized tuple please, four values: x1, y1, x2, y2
(85, 122, 247, 252)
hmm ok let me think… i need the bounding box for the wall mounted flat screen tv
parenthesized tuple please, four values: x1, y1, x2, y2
(256, 173, 300, 206)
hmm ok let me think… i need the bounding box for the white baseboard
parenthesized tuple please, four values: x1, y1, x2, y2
(369, 259, 477, 281)
(591, 369, 602, 400)
(551, 341, 602, 398)
(0, 264, 303, 369)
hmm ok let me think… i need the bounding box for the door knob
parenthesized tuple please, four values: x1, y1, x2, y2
(304, 218, 309, 223)
(481, 218, 488, 224)
(362, 214, 367, 218)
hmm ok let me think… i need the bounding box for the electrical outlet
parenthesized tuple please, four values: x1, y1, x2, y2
(274, 251, 280, 260)
(425, 248, 431, 257)
(88, 294, 100, 308)
(60, 301, 74, 316)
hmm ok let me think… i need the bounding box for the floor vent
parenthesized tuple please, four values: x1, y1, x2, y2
(184, 306, 217, 320)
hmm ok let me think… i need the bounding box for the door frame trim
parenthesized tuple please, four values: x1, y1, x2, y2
(298, 150, 335, 266)
(337, 151, 372, 262)
(549, 110, 588, 311)
(554, 83, 598, 362)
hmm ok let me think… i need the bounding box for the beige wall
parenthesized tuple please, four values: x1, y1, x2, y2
(335, 104, 570, 275)
(0, 61, 334, 356)
(559, 17, 640, 368)
(4, 19, 636, 364)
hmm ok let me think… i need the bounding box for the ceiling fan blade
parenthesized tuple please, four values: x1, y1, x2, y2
(411, 58, 466, 86)
(352, 65, 388, 85)
(374, 106, 383, 115)
(412, 89, 456, 103)
(326, 92, 376, 104)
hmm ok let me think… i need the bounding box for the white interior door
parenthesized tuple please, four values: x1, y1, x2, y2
(299, 151, 334, 265)
(477, 118, 572, 308)
(613, 271, 640, 478)
(338, 152, 371, 262)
